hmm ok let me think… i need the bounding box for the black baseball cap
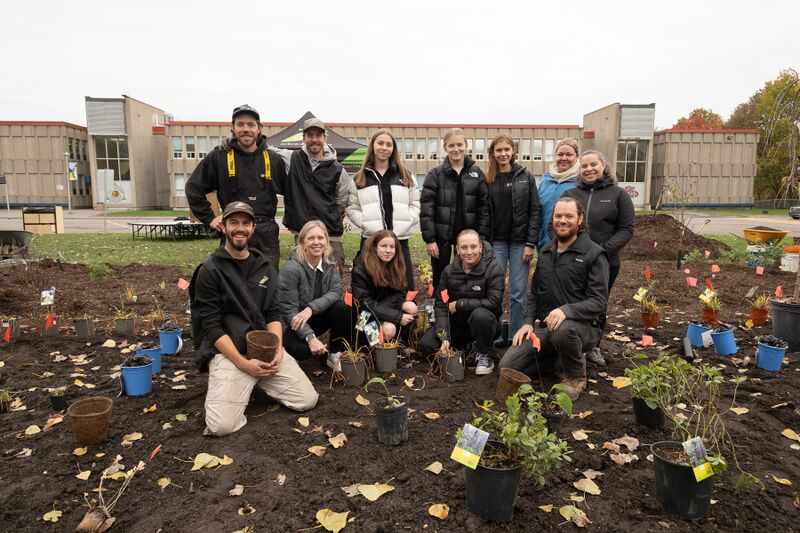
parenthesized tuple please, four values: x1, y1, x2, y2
(222, 201, 256, 221)
(232, 104, 260, 122)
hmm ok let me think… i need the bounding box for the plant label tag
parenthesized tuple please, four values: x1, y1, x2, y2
(633, 287, 648, 302)
(686, 277, 698, 287)
(356, 310, 373, 331)
(682, 437, 714, 482)
(701, 330, 714, 348)
(755, 266, 764, 276)
(451, 423, 490, 470)
(361, 320, 380, 347)
(40, 287, 56, 306)
(698, 288, 715, 304)
(745, 286, 759, 298)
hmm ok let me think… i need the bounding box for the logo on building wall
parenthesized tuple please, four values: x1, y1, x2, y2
(624, 185, 639, 198)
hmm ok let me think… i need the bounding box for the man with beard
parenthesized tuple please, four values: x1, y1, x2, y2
(498, 197, 609, 400)
(186, 105, 287, 266)
(278, 118, 353, 269)
(189, 201, 318, 436)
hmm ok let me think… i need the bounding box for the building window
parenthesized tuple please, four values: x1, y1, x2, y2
(172, 136, 183, 158)
(67, 139, 75, 160)
(185, 136, 196, 159)
(210, 137, 220, 150)
(467, 138, 473, 158)
(615, 140, 648, 182)
(544, 139, 555, 161)
(81, 140, 87, 161)
(94, 136, 131, 181)
(520, 139, 531, 161)
(428, 139, 438, 160)
(474, 139, 485, 160)
(403, 138, 413, 160)
(356, 137, 367, 145)
(197, 137, 208, 158)
(416, 138, 426, 160)
(175, 174, 186, 197)
(533, 139, 542, 161)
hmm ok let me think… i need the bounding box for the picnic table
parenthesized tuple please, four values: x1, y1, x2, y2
(127, 220, 215, 240)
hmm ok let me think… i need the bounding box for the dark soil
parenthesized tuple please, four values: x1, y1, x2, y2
(1, 253, 799, 532)
(625, 215, 729, 261)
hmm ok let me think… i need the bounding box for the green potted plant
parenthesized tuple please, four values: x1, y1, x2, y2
(337, 338, 369, 387)
(0, 388, 11, 413)
(623, 353, 682, 429)
(436, 330, 464, 383)
(363, 377, 408, 445)
(749, 294, 769, 326)
(72, 313, 96, 338)
(113, 306, 136, 336)
(462, 384, 571, 522)
(536, 383, 573, 434)
(700, 293, 721, 324)
(50, 386, 68, 411)
(641, 293, 661, 329)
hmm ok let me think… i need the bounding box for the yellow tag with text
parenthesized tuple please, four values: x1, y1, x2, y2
(693, 462, 714, 482)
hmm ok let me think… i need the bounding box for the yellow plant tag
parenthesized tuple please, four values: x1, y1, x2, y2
(450, 424, 489, 470)
(633, 287, 648, 302)
(698, 288, 716, 305)
(693, 462, 714, 482)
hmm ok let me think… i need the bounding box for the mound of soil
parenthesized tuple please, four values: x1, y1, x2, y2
(624, 215, 729, 261)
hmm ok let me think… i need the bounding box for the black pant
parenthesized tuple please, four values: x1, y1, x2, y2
(430, 240, 453, 291)
(282, 300, 355, 360)
(218, 219, 280, 268)
(357, 237, 415, 291)
(597, 263, 621, 332)
(418, 307, 499, 356)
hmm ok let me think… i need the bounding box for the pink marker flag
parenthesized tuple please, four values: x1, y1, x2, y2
(756, 266, 765, 276)
(687, 277, 698, 287)
(427, 284, 434, 297)
(343, 292, 353, 306)
(775, 285, 783, 298)
(683, 268, 691, 275)
(405, 290, 418, 301)
(641, 335, 654, 347)
(711, 264, 720, 273)
(704, 250, 711, 258)
(528, 330, 541, 351)
(645, 269, 651, 281)
(440, 289, 450, 303)
(177, 277, 190, 291)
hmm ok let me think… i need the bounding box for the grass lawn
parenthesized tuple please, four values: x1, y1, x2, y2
(28, 232, 429, 276)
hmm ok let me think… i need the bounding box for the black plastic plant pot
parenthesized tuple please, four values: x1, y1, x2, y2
(438, 352, 465, 383)
(651, 441, 713, 520)
(114, 318, 135, 336)
(73, 318, 96, 338)
(542, 409, 566, 434)
(50, 394, 68, 411)
(374, 396, 408, 445)
(340, 359, 367, 387)
(373, 346, 398, 373)
(633, 397, 665, 430)
(464, 441, 523, 523)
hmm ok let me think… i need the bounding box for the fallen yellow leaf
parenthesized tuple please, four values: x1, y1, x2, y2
(175, 413, 188, 422)
(316, 509, 349, 533)
(573, 478, 601, 495)
(328, 433, 347, 449)
(404, 377, 415, 388)
(43, 415, 64, 430)
(142, 404, 157, 413)
(75, 470, 91, 480)
(157, 477, 171, 490)
(74, 379, 86, 387)
(73, 447, 88, 456)
(428, 503, 449, 520)
(612, 435, 640, 452)
(24, 425, 41, 436)
(424, 461, 443, 474)
(612, 376, 632, 389)
(43, 509, 62, 523)
(571, 430, 590, 441)
(576, 410, 593, 419)
(772, 475, 792, 486)
(781, 428, 800, 442)
(298, 417, 310, 427)
(355, 395, 370, 406)
(308, 445, 327, 457)
(729, 407, 749, 415)
(358, 482, 395, 501)
(424, 412, 441, 420)
(559, 505, 590, 527)
(191, 452, 232, 470)
(104, 471, 126, 480)
(121, 432, 143, 448)
(538, 504, 554, 513)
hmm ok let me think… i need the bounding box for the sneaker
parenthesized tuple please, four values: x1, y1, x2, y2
(561, 376, 587, 401)
(326, 351, 341, 373)
(475, 352, 495, 375)
(586, 347, 606, 366)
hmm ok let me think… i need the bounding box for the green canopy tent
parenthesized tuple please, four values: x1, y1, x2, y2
(265, 111, 367, 173)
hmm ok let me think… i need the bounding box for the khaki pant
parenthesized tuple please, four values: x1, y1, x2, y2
(205, 350, 318, 436)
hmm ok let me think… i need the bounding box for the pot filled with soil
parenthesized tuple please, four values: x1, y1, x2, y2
(651, 441, 713, 520)
(755, 335, 788, 372)
(159, 323, 183, 355)
(700, 305, 719, 325)
(120, 356, 154, 396)
(438, 351, 465, 383)
(1, 317, 20, 343)
(39, 315, 59, 337)
(73, 317, 96, 338)
(464, 440, 524, 523)
(686, 321, 711, 348)
(541, 403, 567, 434)
(495, 367, 531, 403)
(710, 325, 737, 356)
(373, 344, 398, 373)
(642, 310, 660, 329)
(771, 297, 800, 351)
(246, 330, 279, 362)
(374, 396, 408, 445)
(50, 388, 68, 411)
(136, 343, 162, 374)
(340, 358, 367, 387)
(632, 397, 665, 429)
(67, 396, 113, 445)
(114, 317, 135, 336)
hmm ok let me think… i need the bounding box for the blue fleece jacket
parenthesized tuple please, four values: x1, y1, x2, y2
(537, 172, 578, 249)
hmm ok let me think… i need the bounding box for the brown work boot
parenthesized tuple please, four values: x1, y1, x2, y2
(561, 376, 587, 401)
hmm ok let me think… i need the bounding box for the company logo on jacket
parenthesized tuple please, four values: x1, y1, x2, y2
(472, 285, 482, 291)
(469, 171, 479, 178)
(258, 275, 269, 287)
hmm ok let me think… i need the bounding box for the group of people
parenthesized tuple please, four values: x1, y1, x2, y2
(187, 104, 635, 436)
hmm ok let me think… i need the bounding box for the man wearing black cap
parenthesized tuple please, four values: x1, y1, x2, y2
(189, 201, 318, 436)
(186, 105, 288, 266)
(278, 117, 354, 268)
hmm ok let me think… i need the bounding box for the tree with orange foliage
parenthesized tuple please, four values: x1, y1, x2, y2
(673, 108, 724, 129)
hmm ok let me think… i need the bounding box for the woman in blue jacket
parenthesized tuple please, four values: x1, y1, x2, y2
(537, 138, 580, 249)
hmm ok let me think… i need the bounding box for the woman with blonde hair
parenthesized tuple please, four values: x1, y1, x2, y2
(279, 220, 354, 368)
(485, 134, 540, 341)
(537, 138, 580, 249)
(351, 230, 418, 341)
(420, 128, 490, 289)
(347, 129, 420, 290)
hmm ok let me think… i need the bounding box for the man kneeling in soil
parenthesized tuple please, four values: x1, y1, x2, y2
(499, 197, 608, 400)
(190, 201, 318, 436)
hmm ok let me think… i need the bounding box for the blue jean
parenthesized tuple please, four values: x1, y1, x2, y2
(492, 241, 530, 339)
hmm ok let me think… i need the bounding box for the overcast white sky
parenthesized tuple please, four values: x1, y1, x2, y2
(1, 1, 796, 130)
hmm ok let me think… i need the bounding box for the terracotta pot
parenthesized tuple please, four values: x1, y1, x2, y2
(495, 367, 531, 403)
(642, 311, 660, 329)
(749, 307, 768, 326)
(700, 305, 718, 324)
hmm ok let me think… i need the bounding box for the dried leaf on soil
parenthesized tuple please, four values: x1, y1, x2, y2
(781, 428, 800, 442)
(424, 412, 441, 420)
(238, 503, 255, 515)
(575, 410, 593, 419)
(328, 433, 347, 448)
(142, 404, 157, 413)
(612, 435, 640, 452)
(358, 482, 395, 501)
(572, 430, 592, 441)
(308, 445, 327, 457)
(229, 484, 244, 496)
(121, 432, 143, 448)
(355, 394, 370, 406)
(298, 417, 310, 427)
(15, 448, 32, 458)
(102, 339, 116, 348)
(404, 377, 415, 388)
(559, 505, 590, 527)
(610, 452, 639, 466)
(191, 452, 233, 471)
(316, 509, 349, 533)
(582, 469, 604, 479)
(275, 474, 286, 486)
(348, 421, 362, 428)
(157, 477, 171, 490)
(428, 503, 449, 520)
(612, 376, 632, 388)
(162, 423, 173, 430)
(24, 425, 41, 436)
(175, 414, 188, 422)
(573, 478, 601, 495)
(538, 504, 554, 512)
(76, 470, 91, 480)
(729, 407, 750, 415)
(341, 484, 360, 497)
(424, 461, 443, 474)
(772, 475, 792, 486)
(570, 494, 585, 502)
(43, 509, 62, 523)
(43, 415, 63, 430)
(74, 447, 88, 456)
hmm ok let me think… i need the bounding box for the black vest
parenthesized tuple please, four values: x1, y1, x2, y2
(284, 150, 345, 236)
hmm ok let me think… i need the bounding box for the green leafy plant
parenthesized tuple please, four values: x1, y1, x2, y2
(466, 384, 571, 485)
(339, 338, 367, 363)
(50, 386, 68, 397)
(624, 353, 685, 409)
(113, 306, 136, 320)
(363, 377, 404, 408)
(641, 293, 660, 313)
(0, 388, 11, 412)
(750, 294, 770, 310)
(536, 383, 573, 417)
(683, 249, 707, 264)
(702, 293, 722, 311)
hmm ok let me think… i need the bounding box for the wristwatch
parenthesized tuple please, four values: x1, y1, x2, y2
(305, 333, 316, 342)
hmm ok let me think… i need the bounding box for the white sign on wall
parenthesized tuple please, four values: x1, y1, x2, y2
(619, 182, 646, 208)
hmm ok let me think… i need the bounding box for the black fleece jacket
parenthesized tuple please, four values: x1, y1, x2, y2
(487, 163, 541, 246)
(350, 258, 406, 325)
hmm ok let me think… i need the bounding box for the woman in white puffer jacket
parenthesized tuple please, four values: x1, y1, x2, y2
(347, 129, 420, 290)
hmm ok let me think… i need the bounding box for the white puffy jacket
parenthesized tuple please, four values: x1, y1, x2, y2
(346, 166, 420, 240)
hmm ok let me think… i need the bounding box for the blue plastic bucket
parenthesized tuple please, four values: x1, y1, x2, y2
(159, 328, 183, 355)
(756, 342, 787, 371)
(120, 363, 153, 396)
(686, 322, 711, 348)
(136, 346, 162, 374)
(710, 329, 737, 356)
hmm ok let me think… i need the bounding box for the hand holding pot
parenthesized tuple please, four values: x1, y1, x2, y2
(240, 358, 273, 378)
(262, 348, 284, 377)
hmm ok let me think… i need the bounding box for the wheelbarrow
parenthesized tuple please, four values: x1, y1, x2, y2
(0, 230, 33, 259)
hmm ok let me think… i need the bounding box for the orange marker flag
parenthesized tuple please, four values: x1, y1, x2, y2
(686, 277, 698, 287)
(45, 313, 55, 330)
(405, 290, 418, 301)
(775, 285, 783, 298)
(2, 326, 10, 343)
(528, 330, 541, 351)
(343, 292, 353, 306)
(645, 269, 651, 281)
(177, 277, 190, 291)
(755, 266, 764, 276)
(641, 335, 654, 347)
(427, 283, 434, 297)
(379, 325, 384, 345)
(711, 264, 720, 273)
(441, 289, 449, 303)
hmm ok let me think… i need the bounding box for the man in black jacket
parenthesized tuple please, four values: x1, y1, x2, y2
(190, 202, 318, 436)
(498, 197, 609, 400)
(418, 229, 503, 375)
(186, 105, 288, 266)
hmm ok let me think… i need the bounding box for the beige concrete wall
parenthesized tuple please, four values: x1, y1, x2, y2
(125, 97, 167, 208)
(0, 123, 90, 207)
(651, 131, 758, 206)
(583, 103, 621, 157)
